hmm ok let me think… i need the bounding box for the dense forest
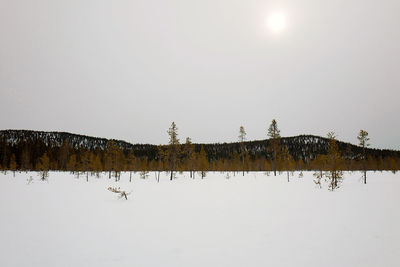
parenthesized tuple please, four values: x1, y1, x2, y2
(1, 125, 400, 178)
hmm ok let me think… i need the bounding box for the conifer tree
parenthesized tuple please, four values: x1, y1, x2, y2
(267, 119, 281, 176)
(238, 126, 247, 176)
(167, 122, 180, 180)
(357, 130, 370, 184)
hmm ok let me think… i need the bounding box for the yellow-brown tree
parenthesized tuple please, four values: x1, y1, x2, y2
(36, 152, 50, 181)
(197, 146, 208, 179)
(183, 137, 196, 178)
(9, 154, 17, 177)
(314, 132, 344, 191)
(66, 154, 77, 173)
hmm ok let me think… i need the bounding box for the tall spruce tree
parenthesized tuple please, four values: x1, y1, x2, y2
(268, 119, 281, 176)
(238, 126, 247, 176)
(167, 122, 180, 180)
(357, 130, 370, 184)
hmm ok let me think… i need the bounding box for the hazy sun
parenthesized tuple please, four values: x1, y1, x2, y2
(267, 12, 287, 33)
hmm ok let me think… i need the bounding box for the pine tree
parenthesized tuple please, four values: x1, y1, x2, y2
(268, 119, 281, 138)
(167, 122, 180, 180)
(238, 126, 247, 176)
(357, 130, 370, 184)
(267, 119, 281, 176)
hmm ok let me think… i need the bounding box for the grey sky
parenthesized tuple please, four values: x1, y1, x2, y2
(1, 0, 399, 149)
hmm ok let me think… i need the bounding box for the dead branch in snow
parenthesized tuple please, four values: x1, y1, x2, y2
(107, 187, 131, 200)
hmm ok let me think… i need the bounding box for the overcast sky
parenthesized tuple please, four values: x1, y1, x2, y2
(1, 0, 399, 149)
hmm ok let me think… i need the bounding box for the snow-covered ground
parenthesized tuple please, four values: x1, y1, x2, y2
(0, 171, 399, 267)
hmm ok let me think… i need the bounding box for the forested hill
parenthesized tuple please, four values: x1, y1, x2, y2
(0, 129, 151, 154)
(1, 129, 399, 165)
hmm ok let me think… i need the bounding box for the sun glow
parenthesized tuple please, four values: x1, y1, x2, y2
(267, 12, 287, 33)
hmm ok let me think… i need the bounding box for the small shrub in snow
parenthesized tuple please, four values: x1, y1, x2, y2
(27, 176, 34, 185)
(38, 171, 49, 181)
(140, 170, 149, 179)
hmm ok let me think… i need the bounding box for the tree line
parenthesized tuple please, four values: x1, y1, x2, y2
(1, 122, 400, 183)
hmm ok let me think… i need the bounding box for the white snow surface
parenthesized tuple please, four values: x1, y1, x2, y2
(0, 171, 399, 267)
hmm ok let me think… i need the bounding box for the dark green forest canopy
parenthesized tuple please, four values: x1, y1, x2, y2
(1, 129, 399, 171)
